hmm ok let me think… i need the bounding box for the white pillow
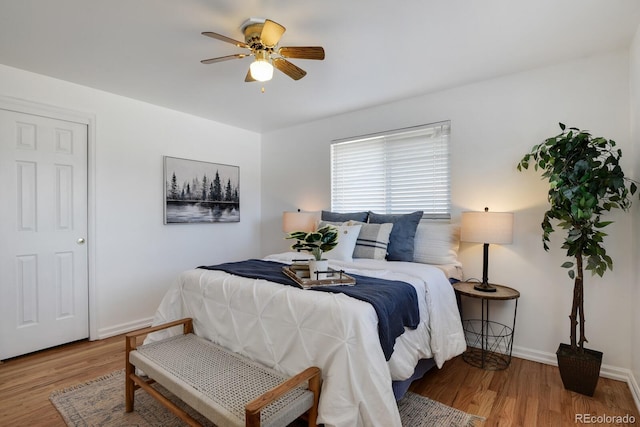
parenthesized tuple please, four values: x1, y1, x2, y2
(413, 222, 461, 265)
(321, 223, 362, 262)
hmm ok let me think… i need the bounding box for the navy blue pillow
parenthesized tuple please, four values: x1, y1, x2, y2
(368, 211, 423, 261)
(321, 210, 369, 223)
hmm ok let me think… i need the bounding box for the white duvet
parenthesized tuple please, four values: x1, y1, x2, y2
(146, 253, 466, 427)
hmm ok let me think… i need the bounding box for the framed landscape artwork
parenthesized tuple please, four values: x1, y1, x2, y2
(164, 156, 240, 224)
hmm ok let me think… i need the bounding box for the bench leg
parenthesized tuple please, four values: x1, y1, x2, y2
(124, 318, 193, 413)
(130, 373, 203, 427)
(125, 336, 135, 412)
(125, 367, 135, 412)
(307, 371, 321, 427)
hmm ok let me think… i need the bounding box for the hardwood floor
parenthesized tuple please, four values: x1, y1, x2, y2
(0, 335, 124, 427)
(1, 334, 638, 426)
(411, 355, 640, 426)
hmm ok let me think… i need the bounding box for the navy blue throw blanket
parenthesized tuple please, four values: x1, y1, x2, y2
(198, 259, 420, 360)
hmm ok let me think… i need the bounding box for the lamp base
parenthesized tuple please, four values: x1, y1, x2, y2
(474, 282, 497, 292)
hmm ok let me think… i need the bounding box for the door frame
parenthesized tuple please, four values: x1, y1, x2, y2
(0, 95, 98, 341)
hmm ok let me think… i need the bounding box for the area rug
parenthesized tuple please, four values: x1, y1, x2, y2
(50, 370, 484, 427)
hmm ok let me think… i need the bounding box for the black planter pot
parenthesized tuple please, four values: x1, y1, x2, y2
(556, 343, 603, 396)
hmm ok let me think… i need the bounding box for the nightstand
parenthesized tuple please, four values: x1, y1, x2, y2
(453, 281, 520, 370)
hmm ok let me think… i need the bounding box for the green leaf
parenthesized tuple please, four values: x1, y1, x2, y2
(305, 232, 322, 243)
(561, 261, 574, 269)
(594, 221, 613, 228)
(286, 231, 308, 240)
(604, 255, 613, 269)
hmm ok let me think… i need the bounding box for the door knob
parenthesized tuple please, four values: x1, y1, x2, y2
(77, 238, 86, 245)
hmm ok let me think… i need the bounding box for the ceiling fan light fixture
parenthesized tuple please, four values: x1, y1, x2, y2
(249, 59, 273, 82)
(201, 18, 325, 82)
(250, 50, 273, 82)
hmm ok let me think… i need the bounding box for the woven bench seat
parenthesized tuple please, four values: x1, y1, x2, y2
(125, 318, 321, 427)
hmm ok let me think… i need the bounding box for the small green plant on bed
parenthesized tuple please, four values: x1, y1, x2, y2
(286, 225, 339, 260)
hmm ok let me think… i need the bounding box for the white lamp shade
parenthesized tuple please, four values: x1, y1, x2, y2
(250, 59, 274, 82)
(282, 211, 317, 233)
(460, 211, 514, 245)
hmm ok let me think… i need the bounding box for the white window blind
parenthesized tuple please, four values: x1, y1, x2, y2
(331, 121, 451, 219)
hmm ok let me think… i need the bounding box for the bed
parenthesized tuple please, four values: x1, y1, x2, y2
(145, 216, 466, 427)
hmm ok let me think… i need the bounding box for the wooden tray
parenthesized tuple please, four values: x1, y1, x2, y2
(283, 263, 356, 289)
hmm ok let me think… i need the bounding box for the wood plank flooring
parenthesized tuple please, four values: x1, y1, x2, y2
(411, 355, 639, 426)
(0, 334, 638, 426)
(0, 335, 123, 427)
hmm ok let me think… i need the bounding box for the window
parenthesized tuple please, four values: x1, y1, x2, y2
(330, 121, 451, 219)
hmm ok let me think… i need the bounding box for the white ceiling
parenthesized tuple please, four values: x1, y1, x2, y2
(1, 0, 639, 133)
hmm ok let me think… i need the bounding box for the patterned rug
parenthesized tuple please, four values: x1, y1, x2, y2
(50, 370, 483, 426)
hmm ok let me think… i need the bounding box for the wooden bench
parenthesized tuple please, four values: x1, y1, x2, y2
(125, 318, 321, 427)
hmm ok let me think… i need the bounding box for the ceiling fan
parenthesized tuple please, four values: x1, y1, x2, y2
(201, 18, 325, 82)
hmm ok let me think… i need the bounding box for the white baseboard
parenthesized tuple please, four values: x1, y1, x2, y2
(628, 370, 640, 415)
(96, 317, 154, 339)
(512, 345, 557, 366)
(513, 344, 640, 413)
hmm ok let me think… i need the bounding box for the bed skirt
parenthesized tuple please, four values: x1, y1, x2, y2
(392, 358, 436, 400)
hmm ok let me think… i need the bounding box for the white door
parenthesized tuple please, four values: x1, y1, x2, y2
(0, 108, 88, 360)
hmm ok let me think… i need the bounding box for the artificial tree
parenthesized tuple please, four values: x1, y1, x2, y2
(517, 123, 636, 392)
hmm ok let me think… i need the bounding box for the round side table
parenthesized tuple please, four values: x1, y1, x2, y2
(453, 281, 520, 370)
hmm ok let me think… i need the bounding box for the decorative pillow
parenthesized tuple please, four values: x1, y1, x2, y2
(413, 222, 461, 265)
(368, 211, 423, 261)
(318, 222, 362, 262)
(348, 221, 393, 260)
(321, 210, 369, 223)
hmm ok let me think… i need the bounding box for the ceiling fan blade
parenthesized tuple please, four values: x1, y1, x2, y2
(201, 54, 248, 64)
(244, 68, 256, 82)
(260, 19, 286, 46)
(273, 58, 307, 80)
(202, 31, 248, 49)
(278, 46, 325, 60)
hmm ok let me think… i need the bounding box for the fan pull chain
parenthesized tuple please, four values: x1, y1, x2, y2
(261, 86, 265, 93)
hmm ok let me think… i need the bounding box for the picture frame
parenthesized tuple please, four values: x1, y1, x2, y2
(163, 156, 240, 224)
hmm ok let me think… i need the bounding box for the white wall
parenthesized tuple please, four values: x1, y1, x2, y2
(0, 64, 262, 339)
(261, 50, 635, 373)
(630, 25, 640, 402)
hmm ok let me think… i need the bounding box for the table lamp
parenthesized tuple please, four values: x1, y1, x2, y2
(282, 210, 316, 233)
(460, 207, 514, 292)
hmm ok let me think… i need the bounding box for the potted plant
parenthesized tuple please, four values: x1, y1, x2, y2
(517, 123, 637, 396)
(286, 224, 339, 279)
